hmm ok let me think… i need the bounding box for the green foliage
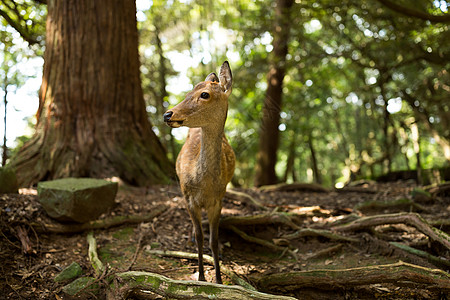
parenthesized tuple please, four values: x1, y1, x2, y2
(0, 0, 46, 50)
(2, 0, 449, 187)
(135, 0, 449, 187)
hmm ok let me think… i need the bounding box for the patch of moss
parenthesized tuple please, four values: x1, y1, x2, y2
(192, 284, 221, 296)
(38, 177, 116, 191)
(112, 227, 134, 240)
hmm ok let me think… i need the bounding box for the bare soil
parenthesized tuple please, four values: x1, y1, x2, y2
(0, 180, 449, 299)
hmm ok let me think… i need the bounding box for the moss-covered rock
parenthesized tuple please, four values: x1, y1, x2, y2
(54, 262, 83, 282)
(38, 178, 118, 223)
(0, 167, 18, 194)
(62, 276, 98, 296)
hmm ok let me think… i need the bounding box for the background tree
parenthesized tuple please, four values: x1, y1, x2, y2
(7, 0, 174, 186)
(254, 0, 294, 187)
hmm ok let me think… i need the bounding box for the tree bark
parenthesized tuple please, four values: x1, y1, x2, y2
(9, 0, 175, 187)
(254, 0, 294, 187)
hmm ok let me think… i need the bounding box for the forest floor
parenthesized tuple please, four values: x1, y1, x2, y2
(1, 180, 449, 299)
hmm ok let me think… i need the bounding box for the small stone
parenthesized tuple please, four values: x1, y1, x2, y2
(54, 262, 82, 282)
(38, 178, 118, 223)
(0, 167, 18, 194)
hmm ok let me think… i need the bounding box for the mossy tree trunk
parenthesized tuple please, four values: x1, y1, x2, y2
(10, 0, 175, 187)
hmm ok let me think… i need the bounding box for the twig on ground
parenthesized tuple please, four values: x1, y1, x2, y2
(225, 189, 268, 210)
(125, 224, 144, 271)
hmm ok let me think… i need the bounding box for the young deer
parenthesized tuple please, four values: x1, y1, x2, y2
(163, 61, 235, 283)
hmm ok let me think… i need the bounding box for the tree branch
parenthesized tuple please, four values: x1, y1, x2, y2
(0, 8, 39, 45)
(375, 0, 450, 23)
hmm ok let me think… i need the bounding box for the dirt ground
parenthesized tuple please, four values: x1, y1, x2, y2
(0, 180, 449, 299)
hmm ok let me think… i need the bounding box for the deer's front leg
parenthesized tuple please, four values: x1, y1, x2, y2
(208, 202, 222, 284)
(187, 205, 205, 281)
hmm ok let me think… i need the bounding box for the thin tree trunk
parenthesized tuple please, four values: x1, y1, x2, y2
(254, 0, 294, 187)
(403, 91, 450, 162)
(410, 120, 422, 185)
(380, 80, 392, 173)
(2, 83, 7, 167)
(308, 133, 321, 184)
(9, 0, 174, 187)
(283, 134, 296, 183)
(154, 23, 176, 161)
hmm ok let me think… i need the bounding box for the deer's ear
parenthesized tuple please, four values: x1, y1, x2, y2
(205, 72, 219, 83)
(219, 61, 232, 96)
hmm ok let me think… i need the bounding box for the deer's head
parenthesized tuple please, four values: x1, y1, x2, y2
(163, 61, 232, 129)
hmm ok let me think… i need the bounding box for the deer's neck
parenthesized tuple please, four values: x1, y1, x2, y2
(198, 124, 224, 178)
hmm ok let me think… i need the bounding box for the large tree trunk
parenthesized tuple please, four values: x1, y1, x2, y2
(9, 0, 174, 187)
(254, 0, 294, 187)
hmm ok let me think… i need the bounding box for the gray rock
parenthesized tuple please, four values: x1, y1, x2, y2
(38, 178, 118, 223)
(0, 167, 18, 194)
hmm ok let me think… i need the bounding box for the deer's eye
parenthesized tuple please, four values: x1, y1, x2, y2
(200, 92, 210, 99)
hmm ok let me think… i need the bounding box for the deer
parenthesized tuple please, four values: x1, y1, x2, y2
(163, 61, 235, 284)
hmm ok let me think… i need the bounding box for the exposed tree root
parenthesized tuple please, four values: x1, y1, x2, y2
(220, 212, 301, 230)
(225, 189, 268, 210)
(31, 205, 168, 234)
(226, 225, 297, 259)
(258, 182, 329, 193)
(257, 261, 450, 293)
(263, 205, 332, 217)
(87, 231, 105, 277)
(282, 228, 359, 243)
(335, 186, 378, 194)
(146, 249, 256, 291)
(333, 212, 450, 252)
(305, 244, 343, 260)
(389, 242, 450, 269)
(111, 271, 297, 300)
(424, 182, 450, 196)
(353, 198, 427, 214)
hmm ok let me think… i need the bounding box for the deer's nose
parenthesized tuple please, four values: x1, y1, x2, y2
(163, 111, 173, 122)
